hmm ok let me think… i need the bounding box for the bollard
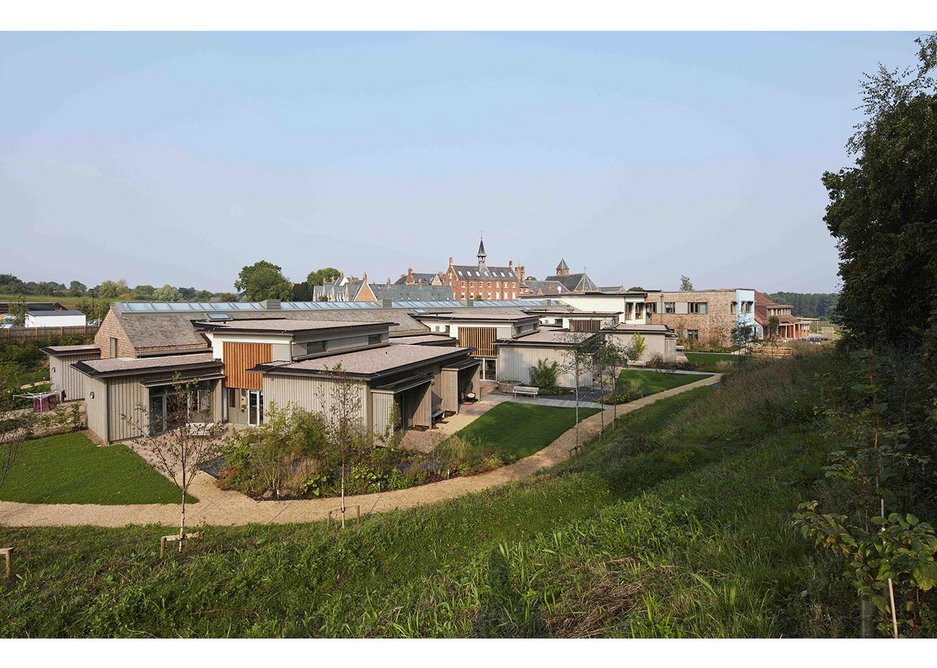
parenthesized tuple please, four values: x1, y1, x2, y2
(1, 547, 12, 578)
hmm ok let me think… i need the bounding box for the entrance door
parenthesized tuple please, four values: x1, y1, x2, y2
(248, 390, 263, 426)
(395, 394, 409, 430)
(149, 391, 167, 435)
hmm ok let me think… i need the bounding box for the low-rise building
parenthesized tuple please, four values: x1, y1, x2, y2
(600, 323, 678, 363)
(495, 327, 596, 388)
(25, 309, 87, 328)
(646, 288, 756, 347)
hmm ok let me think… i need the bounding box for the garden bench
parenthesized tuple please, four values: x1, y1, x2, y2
(513, 385, 539, 397)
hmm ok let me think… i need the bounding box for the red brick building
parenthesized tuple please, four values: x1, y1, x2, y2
(443, 238, 523, 301)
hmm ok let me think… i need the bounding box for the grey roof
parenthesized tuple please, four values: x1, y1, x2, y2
(28, 309, 85, 317)
(75, 352, 219, 376)
(111, 304, 430, 353)
(521, 279, 569, 295)
(604, 323, 676, 336)
(388, 333, 457, 346)
(394, 272, 442, 285)
(261, 344, 472, 377)
(370, 284, 453, 302)
(41, 344, 101, 356)
(411, 309, 539, 323)
(498, 328, 594, 346)
(545, 273, 598, 293)
(451, 265, 517, 281)
(556, 258, 569, 272)
(196, 318, 390, 334)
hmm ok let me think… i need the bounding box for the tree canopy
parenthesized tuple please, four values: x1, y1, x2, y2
(823, 34, 937, 348)
(306, 267, 342, 287)
(680, 275, 694, 291)
(235, 260, 293, 301)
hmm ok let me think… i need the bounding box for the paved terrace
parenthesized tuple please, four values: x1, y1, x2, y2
(0, 374, 722, 528)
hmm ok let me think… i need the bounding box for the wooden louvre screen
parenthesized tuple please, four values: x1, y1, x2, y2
(570, 319, 600, 333)
(457, 327, 497, 357)
(223, 342, 272, 390)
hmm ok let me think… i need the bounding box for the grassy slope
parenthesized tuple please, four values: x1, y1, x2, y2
(0, 294, 83, 310)
(616, 368, 711, 394)
(0, 432, 194, 505)
(0, 369, 853, 637)
(685, 352, 741, 372)
(442, 402, 601, 460)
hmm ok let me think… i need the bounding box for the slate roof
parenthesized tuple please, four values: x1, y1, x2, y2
(450, 265, 518, 281)
(521, 279, 569, 295)
(545, 272, 598, 293)
(603, 323, 676, 336)
(259, 344, 473, 378)
(369, 284, 453, 302)
(111, 305, 430, 354)
(196, 319, 392, 334)
(394, 272, 442, 285)
(28, 309, 85, 317)
(411, 309, 539, 323)
(388, 333, 457, 346)
(75, 353, 220, 377)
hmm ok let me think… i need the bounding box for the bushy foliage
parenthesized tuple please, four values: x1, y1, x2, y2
(529, 359, 560, 389)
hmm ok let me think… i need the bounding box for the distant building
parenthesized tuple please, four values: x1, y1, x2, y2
(443, 237, 522, 301)
(352, 278, 454, 302)
(754, 291, 812, 340)
(543, 258, 598, 294)
(395, 268, 445, 286)
(25, 309, 87, 328)
(312, 274, 362, 302)
(646, 288, 756, 347)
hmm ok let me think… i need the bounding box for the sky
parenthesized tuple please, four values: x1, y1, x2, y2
(0, 31, 925, 294)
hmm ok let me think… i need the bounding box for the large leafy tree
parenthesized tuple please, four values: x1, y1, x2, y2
(307, 267, 341, 287)
(823, 34, 937, 348)
(234, 260, 292, 301)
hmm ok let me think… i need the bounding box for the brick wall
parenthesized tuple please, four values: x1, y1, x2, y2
(648, 290, 738, 347)
(93, 310, 136, 358)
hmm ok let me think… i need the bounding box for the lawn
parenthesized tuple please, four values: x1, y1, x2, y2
(442, 402, 602, 461)
(617, 368, 712, 394)
(0, 355, 867, 638)
(684, 351, 742, 372)
(0, 432, 194, 505)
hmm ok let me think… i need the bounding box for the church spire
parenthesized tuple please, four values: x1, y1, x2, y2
(477, 234, 487, 268)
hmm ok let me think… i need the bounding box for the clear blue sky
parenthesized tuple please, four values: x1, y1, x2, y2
(0, 32, 923, 293)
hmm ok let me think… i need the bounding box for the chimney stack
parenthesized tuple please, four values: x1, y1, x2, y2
(406, 267, 414, 284)
(517, 265, 525, 282)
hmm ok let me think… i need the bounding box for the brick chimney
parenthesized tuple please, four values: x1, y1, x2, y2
(406, 267, 414, 284)
(386, 277, 391, 286)
(517, 265, 525, 282)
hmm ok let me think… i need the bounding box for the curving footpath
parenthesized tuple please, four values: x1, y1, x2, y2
(0, 374, 721, 528)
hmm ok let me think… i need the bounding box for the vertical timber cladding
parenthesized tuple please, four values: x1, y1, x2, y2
(570, 319, 600, 333)
(223, 342, 272, 390)
(458, 327, 497, 357)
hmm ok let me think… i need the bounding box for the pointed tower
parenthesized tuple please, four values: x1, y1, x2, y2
(555, 258, 570, 276)
(477, 236, 487, 269)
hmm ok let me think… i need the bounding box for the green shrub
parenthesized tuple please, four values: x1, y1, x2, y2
(529, 359, 560, 389)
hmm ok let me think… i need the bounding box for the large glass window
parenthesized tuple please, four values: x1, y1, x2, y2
(689, 302, 708, 314)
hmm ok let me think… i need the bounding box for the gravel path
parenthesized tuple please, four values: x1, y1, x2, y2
(0, 374, 721, 528)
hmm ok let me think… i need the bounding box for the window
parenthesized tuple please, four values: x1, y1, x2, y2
(687, 329, 699, 342)
(646, 302, 657, 314)
(227, 388, 237, 408)
(664, 302, 675, 314)
(689, 302, 708, 314)
(109, 337, 118, 357)
(730, 301, 737, 314)
(368, 334, 382, 345)
(741, 301, 753, 314)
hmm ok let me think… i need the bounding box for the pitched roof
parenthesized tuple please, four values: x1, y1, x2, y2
(110, 304, 429, 353)
(477, 238, 486, 257)
(370, 284, 454, 301)
(521, 279, 569, 295)
(450, 265, 517, 280)
(556, 258, 569, 271)
(394, 272, 442, 285)
(545, 273, 598, 292)
(259, 344, 472, 378)
(75, 352, 220, 377)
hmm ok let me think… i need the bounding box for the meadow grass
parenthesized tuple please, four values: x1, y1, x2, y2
(0, 353, 854, 637)
(684, 351, 741, 372)
(0, 432, 194, 505)
(440, 402, 601, 460)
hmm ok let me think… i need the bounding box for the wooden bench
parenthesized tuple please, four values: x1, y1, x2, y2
(513, 385, 539, 397)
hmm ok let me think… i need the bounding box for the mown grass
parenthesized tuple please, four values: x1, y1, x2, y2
(0, 432, 194, 505)
(616, 368, 711, 394)
(441, 402, 601, 460)
(0, 353, 853, 637)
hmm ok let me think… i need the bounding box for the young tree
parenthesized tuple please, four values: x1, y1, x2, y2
(322, 364, 368, 528)
(623, 333, 647, 364)
(558, 332, 597, 450)
(153, 284, 182, 302)
(731, 322, 755, 354)
(680, 275, 694, 291)
(122, 379, 225, 552)
(68, 280, 87, 297)
(6, 300, 26, 326)
(767, 315, 780, 339)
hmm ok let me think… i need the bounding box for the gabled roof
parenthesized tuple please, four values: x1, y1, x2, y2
(545, 273, 598, 293)
(256, 344, 473, 379)
(521, 279, 569, 295)
(394, 272, 443, 285)
(450, 265, 518, 280)
(370, 283, 454, 302)
(556, 258, 569, 272)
